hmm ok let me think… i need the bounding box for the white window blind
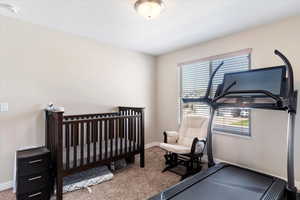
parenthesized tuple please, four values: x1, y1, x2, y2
(181, 61, 210, 117)
(180, 53, 251, 136)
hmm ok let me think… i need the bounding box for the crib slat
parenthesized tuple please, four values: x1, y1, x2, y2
(138, 115, 140, 151)
(132, 115, 135, 152)
(120, 118, 123, 155)
(131, 111, 134, 152)
(124, 118, 128, 154)
(93, 119, 98, 143)
(80, 122, 84, 166)
(105, 120, 108, 159)
(128, 117, 131, 153)
(65, 124, 70, 170)
(127, 115, 130, 154)
(127, 111, 130, 153)
(115, 119, 118, 157)
(93, 121, 97, 162)
(133, 116, 136, 152)
(130, 115, 133, 152)
(132, 116, 135, 152)
(87, 122, 91, 163)
(110, 120, 113, 159)
(99, 120, 102, 161)
(70, 122, 74, 147)
(73, 123, 78, 168)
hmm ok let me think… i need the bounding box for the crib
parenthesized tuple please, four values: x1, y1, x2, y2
(45, 106, 145, 200)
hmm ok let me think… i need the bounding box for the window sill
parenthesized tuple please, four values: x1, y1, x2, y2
(213, 130, 252, 140)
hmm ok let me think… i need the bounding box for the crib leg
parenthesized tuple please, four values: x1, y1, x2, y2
(140, 150, 145, 168)
(56, 175, 63, 200)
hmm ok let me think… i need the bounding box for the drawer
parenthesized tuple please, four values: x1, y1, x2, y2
(17, 172, 51, 195)
(17, 188, 50, 200)
(17, 155, 50, 176)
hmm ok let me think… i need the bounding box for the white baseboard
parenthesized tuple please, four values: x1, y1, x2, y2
(145, 142, 159, 149)
(296, 181, 300, 190)
(0, 180, 13, 192)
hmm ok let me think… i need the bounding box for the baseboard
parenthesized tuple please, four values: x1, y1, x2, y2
(145, 142, 159, 149)
(0, 180, 13, 192)
(296, 181, 300, 190)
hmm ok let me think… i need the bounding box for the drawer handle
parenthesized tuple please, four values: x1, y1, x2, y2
(28, 176, 42, 181)
(28, 192, 42, 198)
(28, 159, 43, 164)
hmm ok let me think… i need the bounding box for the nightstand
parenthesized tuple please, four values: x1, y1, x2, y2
(16, 147, 52, 200)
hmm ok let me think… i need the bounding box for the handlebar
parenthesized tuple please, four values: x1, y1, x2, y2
(204, 62, 224, 98)
(212, 90, 282, 106)
(182, 97, 210, 104)
(274, 50, 294, 98)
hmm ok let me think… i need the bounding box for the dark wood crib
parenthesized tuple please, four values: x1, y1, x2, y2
(45, 106, 145, 200)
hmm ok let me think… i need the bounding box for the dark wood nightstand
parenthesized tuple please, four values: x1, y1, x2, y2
(16, 147, 52, 200)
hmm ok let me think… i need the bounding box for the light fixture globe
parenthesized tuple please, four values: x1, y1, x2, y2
(134, 0, 165, 19)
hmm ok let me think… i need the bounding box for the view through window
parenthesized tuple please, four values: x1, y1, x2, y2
(180, 53, 251, 136)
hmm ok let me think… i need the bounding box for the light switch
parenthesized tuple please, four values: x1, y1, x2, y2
(0, 103, 8, 112)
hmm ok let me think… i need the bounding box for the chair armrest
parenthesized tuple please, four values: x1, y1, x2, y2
(163, 131, 179, 144)
(191, 137, 207, 154)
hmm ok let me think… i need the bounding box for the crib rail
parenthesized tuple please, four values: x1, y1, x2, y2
(63, 112, 120, 121)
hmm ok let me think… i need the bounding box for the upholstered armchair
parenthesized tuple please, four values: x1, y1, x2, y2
(159, 115, 208, 179)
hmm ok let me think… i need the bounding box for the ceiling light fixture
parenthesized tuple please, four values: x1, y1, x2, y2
(134, 0, 165, 20)
(0, 3, 19, 13)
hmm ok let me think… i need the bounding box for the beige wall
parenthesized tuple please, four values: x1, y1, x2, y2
(156, 15, 300, 184)
(0, 16, 156, 184)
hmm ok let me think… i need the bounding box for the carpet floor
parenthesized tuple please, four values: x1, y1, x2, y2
(0, 147, 181, 200)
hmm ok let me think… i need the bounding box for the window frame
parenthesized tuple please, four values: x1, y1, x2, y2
(179, 49, 252, 137)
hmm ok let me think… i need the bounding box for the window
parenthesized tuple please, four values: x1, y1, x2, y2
(180, 51, 251, 136)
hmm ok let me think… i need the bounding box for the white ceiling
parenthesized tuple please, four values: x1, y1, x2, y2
(0, 0, 300, 55)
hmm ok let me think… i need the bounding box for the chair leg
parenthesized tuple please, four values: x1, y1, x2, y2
(162, 165, 175, 173)
(181, 157, 202, 180)
(162, 153, 178, 173)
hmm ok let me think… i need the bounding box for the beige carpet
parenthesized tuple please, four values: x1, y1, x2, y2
(0, 147, 181, 200)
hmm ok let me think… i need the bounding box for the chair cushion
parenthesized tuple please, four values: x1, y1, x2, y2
(165, 131, 179, 144)
(159, 143, 190, 154)
(178, 115, 208, 147)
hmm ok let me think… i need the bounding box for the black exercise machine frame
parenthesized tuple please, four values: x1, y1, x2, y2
(181, 50, 298, 200)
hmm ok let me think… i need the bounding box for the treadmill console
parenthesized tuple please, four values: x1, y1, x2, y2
(219, 66, 286, 98)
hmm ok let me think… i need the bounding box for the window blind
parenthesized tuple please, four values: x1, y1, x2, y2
(181, 53, 251, 136)
(181, 61, 210, 117)
(211, 55, 250, 136)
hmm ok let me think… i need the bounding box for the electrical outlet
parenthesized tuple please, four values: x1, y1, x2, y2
(0, 103, 8, 112)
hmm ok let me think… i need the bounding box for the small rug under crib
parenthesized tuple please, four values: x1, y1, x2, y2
(61, 166, 113, 193)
